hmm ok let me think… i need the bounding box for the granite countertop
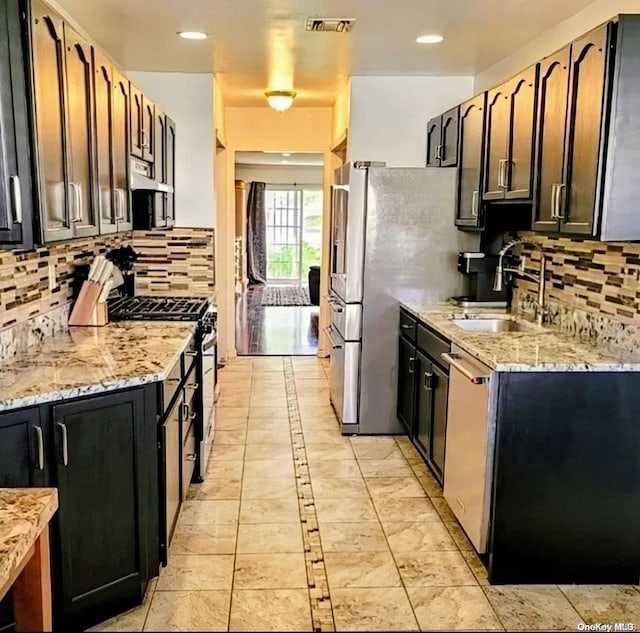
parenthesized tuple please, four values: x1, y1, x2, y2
(401, 302, 640, 372)
(0, 488, 58, 597)
(0, 321, 196, 411)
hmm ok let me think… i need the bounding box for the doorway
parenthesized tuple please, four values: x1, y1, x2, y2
(234, 151, 323, 356)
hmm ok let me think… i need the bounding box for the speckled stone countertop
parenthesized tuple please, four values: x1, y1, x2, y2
(0, 488, 58, 597)
(401, 302, 640, 372)
(0, 321, 196, 411)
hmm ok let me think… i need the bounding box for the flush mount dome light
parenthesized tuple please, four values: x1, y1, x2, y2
(178, 31, 209, 40)
(416, 34, 444, 44)
(265, 90, 296, 112)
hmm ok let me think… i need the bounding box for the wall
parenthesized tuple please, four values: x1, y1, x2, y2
(127, 71, 215, 229)
(348, 76, 474, 167)
(331, 80, 351, 150)
(235, 164, 324, 186)
(515, 232, 640, 327)
(0, 234, 131, 330)
(132, 228, 215, 297)
(217, 106, 333, 360)
(474, 0, 640, 92)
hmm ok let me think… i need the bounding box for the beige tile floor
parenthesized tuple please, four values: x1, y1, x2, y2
(91, 356, 640, 632)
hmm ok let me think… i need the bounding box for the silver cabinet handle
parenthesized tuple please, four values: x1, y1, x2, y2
(435, 144, 443, 160)
(441, 352, 489, 385)
(120, 190, 127, 221)
(57, 422, 69, 466)
(141, 129, 148, 149)
(471, 190, 479, 217)
(409, 357, 416, 374)
(10, 175, 22, 223)
(70, 183, 82, 222)
(185, 453, 197, 462)
(185, 350, 198, 357)
(555, 183, 566, 220)
(550, 184, 558, 218)
(166, 377, 180, 384)
(424, 372, 434, 391)
(185, 383, 199, 391)
(190, 411, 197, 420)
(34, 426, 44, 471)
(400, 323, 413, 330)
(182, 402, 189, 420)
(498, 159, 508, 189)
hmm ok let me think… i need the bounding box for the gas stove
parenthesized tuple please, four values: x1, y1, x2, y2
(107, 295, 212, 322)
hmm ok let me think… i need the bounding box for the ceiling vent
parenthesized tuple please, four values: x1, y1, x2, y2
(305, 18, 355, 33)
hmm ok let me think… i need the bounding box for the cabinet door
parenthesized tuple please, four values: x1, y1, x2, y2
(426, 116, 441, 167)
(430, 363, 449, 483)
(30, 0, 72, 242)
(456, 94, 486, 228)
(414, 352, 433, 461)
(64, 26, 98, 237)
(52, 390, 146, 622)
(154, 109, 166, 183)
(506, 65, 538, 199)
(483, 85, 510, 200)
(441, 107, 459, 167)
(397, 336, 417, 437)
(112, 70, 131, 231)
(561, 24, 610, 235)
(142, 98, 155, 164)
(532, 47, 570, 232)
(129, 83, 143, 158)
(166, 117, 176, 226)
(0, 408, 46, 487)
(93, 52, 116, 234)
(0, 0, 34, 248)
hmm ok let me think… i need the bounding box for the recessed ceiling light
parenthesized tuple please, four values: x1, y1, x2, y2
(416, 34, 444, 44)
(178, 31, 209, 40)
(282, 153, 291, 157)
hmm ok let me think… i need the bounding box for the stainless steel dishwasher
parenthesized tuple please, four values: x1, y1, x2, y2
(441, 344, 495, 553)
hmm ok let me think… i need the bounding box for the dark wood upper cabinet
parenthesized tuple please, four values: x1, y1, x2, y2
(154, 107, 166, 183)
(30, 0, 72, 242)
(166, 116, 176, 226)
(0, 0, 34, 249)
(560, 25, 610, 235)
(483, 65, 538, 202)
(93, 50, 115, 234)
(64, 26, 98, 237)
(129, 83, 143, 159)
(440, 107, 459, 167)
(533, 48, 570, 232)
(426, 107, 458, 168)
(142, 98, 155, 164)
(112, 70, 131, 231)
(507, 66, 538, 199)
(425, 116, 441, 167)
(456, 93, 486, 228)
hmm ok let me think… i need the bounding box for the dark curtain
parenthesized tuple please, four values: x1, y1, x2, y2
(246, 181, 267, 285)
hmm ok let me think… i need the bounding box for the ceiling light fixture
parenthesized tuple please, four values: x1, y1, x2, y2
(178, 31, 209, 40)
(416, 34, 444, 44)
(265, 90, 296, 112)
(282, 153, 291, 157)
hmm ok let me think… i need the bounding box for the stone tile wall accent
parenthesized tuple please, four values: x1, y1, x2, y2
(132, 228, 215, 297)
(283, 357, 335, 632)
(514, 231, 640, 326)
(0, 233, 132, 331)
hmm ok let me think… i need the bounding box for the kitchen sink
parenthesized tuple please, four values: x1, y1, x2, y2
(451, 318, 538, 333)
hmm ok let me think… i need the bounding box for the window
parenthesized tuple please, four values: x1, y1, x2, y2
(265, 187, 322, 283)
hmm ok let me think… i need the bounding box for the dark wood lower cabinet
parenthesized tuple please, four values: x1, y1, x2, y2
(0, 386, 158, 630)
(397, 335, 416, 437)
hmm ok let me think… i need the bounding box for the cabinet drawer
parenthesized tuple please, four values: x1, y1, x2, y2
(181, 425, 196, 499)
(163, 357, 181, 410)
(417, 324, 450, 364)
(399, 310, 417, 342)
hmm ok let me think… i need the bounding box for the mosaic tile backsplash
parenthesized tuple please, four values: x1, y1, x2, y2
(132, 227, 215, 297)
(0, 233, 132, 331)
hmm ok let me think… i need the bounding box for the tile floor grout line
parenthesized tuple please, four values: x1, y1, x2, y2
(226, 362, 253, 632)
(284, 356, 336, 632)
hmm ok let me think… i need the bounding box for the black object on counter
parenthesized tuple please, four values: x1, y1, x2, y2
(308, 266, 320, 306)
(106, 245, 138, 271)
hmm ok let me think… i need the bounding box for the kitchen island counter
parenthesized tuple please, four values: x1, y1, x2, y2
(0, 321, 196, 411)
(401, 301, 640, 372)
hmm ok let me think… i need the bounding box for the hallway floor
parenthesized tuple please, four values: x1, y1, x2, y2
(235, 286, 319, 356)
(92, 356, 640, 631)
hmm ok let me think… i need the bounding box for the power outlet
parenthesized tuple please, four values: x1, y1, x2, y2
(48, 263, 57, 290)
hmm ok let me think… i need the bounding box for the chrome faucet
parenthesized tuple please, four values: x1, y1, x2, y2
(493, 238, 548, 326)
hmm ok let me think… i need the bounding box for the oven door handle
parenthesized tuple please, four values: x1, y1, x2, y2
(324, 326, 343, 350)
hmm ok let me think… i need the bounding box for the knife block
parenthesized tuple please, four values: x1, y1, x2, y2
(68, 281, 109, 327)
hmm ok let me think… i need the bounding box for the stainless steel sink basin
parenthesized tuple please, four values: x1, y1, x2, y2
(451, 318, 537, 333)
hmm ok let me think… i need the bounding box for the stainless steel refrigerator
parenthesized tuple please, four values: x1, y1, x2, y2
(326, 162, 479, 435)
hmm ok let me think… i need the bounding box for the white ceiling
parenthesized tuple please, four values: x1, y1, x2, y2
(236, 152, 324, 166)
(56, 0, 597, 106)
